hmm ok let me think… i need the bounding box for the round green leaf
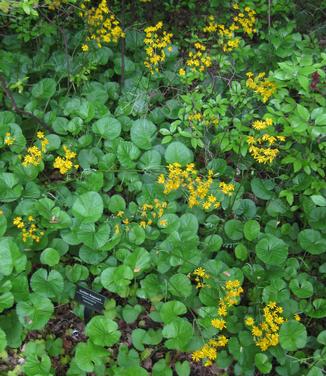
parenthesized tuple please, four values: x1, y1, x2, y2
(256, 234, 288, 265)
(92, 117, 121, 140)
(224, 219, 243, 241)
(243, 220, 260, 241)
(40, 248, 60, 266)
(108, 194, 126, 213)
(289, 278, 313, 298)
(298, 229, 326, 255)
(279, 320, 307, 351)
(86, 316, 121, 346)
(164, 141, 193, 166)
(130, 119, 157, 150)
(160, 301, 187, 324)
(168, 274, 192, 298)
(16, 293, 54, 330)
(75, 341, 107, 372)
(32, 78, 56, 99)
(30, 269, 64, 299)
(255, 353, 272, 374)
(72, 191, 103, 223)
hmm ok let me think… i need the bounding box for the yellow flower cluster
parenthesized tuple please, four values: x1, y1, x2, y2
(144, 21, 173, 74)
(203, 4, 256, 53)
(157, 163, 221, 210)
(247, 135, 285, 164)
(53, 146, 79, 174)
(13, 216, 44, 243)
(219, 182, 235, 196)
(22, 131, 48, 167)
(187, 112, 219, 128)
(192, 335, 228, 367)
(192, 280, 243, 367)
(4, 132, 15, 146)
(138, 199, 168, 228)
(80, 0, 125, 51)
(191, 267, 210, 289)
(245, 302, 285, 351)
(115, 199, 168, 233)
(232, 4, 257, 36)
(203, 16, 240, 53)
(185, 42, 212, 73)
(211, 280, 243, 331)
(246, 72, 276, 103)
(252, 118, 273, 130)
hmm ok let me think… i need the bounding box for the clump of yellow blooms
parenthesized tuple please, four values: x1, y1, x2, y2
(158, 163, 224, 210)
(22, 131, 48, 167)
(190, 267, 210, 289)
(186, 42, 212, 73)
(203, 5, 256, 53)
(53, 146, 79, 174)
(219, 182, 235, 196)
(138, 199, 168, 228)
(246, 72, 277, 103)
(144, 21, 173, 74)
(247, 135, 285, 164)
(232, 4, 257, 36)
(192, 336, 229, 367)
(247, 117, 285, 164)
(187, 112, 219, 128)
(13, 216, 44, 243)
(252, 118, 273, 130)
(114, 199, 168, 234)
(79, 0, 125, 51)
(192, 280, 243, 366)
(245, 302, 285, 351)
(4, 132, 15, 146)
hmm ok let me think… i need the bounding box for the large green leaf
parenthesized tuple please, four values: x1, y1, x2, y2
(279, 320, 307, 351)
(256, 234, 288, 265)
(86, 316, 121, 347)
(164, 141, 193, 166)
(72, 191, 103, 223)
(130, 119, 157, 150)
(16, 293, 54, 330)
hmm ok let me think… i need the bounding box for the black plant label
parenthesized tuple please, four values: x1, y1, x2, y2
(75, 285, 106, 313)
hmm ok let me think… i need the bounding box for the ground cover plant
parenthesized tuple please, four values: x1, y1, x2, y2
(0, 0, 326, 375)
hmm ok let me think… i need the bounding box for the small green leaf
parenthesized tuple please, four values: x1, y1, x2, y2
(243, 220, 260, 241)
(40, 248, 60, 266)
(255, 353, 272, 374)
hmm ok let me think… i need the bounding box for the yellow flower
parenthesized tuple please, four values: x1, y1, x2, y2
(211, 319, 226, 330)
(245, 317, 254, 326)
(157, 174, 165, 184)
(4, 132, 15, 145)
(36, 131, 45, 139)
(82, 44, 89, 52)
(219, 182, 235, 195)
(294, 314, 301, 321)
(252, 326, 263, 337)
(158, 219, 167, 227)
(179, 68, 186, 76)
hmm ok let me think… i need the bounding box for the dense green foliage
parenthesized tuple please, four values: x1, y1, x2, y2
(0, 1, 326, 375)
